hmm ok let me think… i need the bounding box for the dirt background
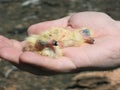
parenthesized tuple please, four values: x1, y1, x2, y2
(0, 0, 120, 90)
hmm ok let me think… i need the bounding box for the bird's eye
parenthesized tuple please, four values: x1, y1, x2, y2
(52, 40, 58, 46)
(82, 29, 90, 36)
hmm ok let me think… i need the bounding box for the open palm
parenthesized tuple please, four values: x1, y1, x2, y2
(0, 12, 120, 75)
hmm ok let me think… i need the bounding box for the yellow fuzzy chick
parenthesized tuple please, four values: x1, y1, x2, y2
(23, 27, 94, 58)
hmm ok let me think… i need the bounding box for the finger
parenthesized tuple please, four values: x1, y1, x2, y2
(0, 35, 9, 41)
(68, 12, 116, 37)
(68, 12, 114, 28)
(0, 47, 22, 64)
(10, 39, 23, 50)
(28, 16, 70, 35)
(0, 36, 12, 48)
(19, 52, 76, 73)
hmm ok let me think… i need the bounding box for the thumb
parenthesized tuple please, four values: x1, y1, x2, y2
(27, 16, 70, 35)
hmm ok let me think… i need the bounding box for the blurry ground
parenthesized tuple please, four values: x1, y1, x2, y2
(0, 0, 120, 90)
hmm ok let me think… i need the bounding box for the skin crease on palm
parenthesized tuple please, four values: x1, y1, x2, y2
(0, 11, 120, 75)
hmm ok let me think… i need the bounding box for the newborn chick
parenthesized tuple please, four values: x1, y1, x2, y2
(23, 27, 94, 58)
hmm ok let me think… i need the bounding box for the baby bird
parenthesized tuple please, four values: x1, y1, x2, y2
(23, 27, 94, 58)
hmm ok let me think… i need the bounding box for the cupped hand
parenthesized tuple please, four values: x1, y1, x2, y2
(0, 11, 120, 75)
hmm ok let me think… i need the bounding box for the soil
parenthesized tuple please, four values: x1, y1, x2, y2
(0, 0, 120, 90)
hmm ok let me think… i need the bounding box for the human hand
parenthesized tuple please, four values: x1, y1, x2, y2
(0, 12, 120, 75)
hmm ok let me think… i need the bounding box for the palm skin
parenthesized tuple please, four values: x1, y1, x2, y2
(0, 12, 120, 75)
